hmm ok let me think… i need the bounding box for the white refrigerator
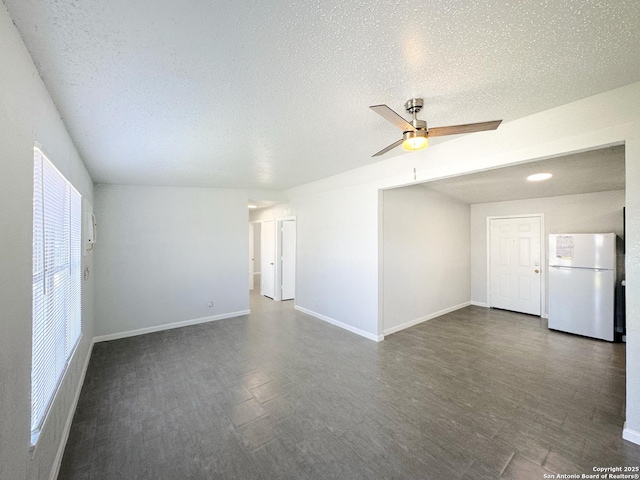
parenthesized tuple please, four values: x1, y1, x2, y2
(548, 233, 616, 342)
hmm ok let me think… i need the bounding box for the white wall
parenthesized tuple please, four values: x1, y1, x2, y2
(626, 137, 640, 442)
(470, 190, 625, 313)
(94, 185, 249, 338)
(382, 186, 470, 334)
(292, 185, 381, 339)
(0, 4, 95, 479)
(285, 82, 640, 438)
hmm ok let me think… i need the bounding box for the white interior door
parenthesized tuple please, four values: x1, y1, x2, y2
(489, 216, 541, 315)
(261, 220, 276, 298)
(281, 219, 296, 300)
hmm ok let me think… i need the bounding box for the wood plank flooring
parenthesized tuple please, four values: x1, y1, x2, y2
(59, 295, 640, 479)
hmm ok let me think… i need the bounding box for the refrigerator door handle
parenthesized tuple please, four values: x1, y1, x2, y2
(550, 265, 612, 272)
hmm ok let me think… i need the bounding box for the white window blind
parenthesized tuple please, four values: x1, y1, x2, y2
(31, 147, 82, 441)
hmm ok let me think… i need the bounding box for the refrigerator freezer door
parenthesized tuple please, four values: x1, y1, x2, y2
(549, 233, 616, 269)
(548, 266, 614, 341)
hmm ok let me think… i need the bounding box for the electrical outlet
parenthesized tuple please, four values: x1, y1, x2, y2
(208, 301, 214, 309)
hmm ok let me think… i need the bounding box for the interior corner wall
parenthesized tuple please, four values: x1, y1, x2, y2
(94, 185, 249, 338)
(0, 4, 95, 480)
(470, 190, 625, 314)
(291, 185, 380, 337)
(382, 185, 471, 334)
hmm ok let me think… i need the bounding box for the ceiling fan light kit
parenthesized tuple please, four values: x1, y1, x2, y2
(402, 130, 428, 151)
(370, 98, 502, 157)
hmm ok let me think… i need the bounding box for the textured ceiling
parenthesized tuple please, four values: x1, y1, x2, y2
(421, 145, 625, 204)
(4, 0, 640, 190)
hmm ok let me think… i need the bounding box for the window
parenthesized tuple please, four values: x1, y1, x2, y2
(31, 147, 82, 442)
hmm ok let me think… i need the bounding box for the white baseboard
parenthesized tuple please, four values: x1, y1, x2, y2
(470, 301, 489, 308)
(294, 305, 383, 342)
(49, 339, 95, 480)
(623, 423, 640, 445)
(93, 310, 251, 343)
(470, 301, 549, 319)
(383, 302, 471, 336)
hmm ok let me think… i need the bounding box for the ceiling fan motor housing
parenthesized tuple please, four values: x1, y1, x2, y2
(404, 98, 424, 114)
(405, 98, 426, 132)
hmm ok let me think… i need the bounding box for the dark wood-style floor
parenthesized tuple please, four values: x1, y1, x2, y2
(59, 294, 640, 479)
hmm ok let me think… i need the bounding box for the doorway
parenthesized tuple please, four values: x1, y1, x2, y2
(249, 222, 261, 291)
(255, 217, 296, 301)
(488, 215, 543, 316)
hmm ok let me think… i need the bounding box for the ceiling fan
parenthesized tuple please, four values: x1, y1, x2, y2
(369, 98, 502, 157)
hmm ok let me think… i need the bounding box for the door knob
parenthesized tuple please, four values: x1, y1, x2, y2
(534, 269, 539, 273)
(270, 262, 274, 265)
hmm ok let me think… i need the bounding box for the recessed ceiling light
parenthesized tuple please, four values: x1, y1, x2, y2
(248, 205, 257, 209)
(527, 173, 553, 182)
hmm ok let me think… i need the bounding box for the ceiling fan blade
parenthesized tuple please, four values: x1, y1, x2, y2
(370, 104, 415, 132)
(372, 138, 403, 157)
(428, 120, 502, 137)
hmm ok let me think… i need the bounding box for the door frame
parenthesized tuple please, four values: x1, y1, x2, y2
(486, 214, 546, 318)
(275, 216, 296, 301)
